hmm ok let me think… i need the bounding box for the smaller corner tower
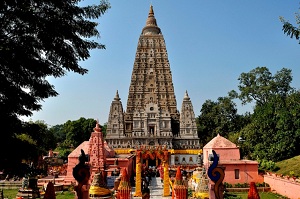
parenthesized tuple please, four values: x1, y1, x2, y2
(180, 91, 198, 138)
(106, 90, 124, 142)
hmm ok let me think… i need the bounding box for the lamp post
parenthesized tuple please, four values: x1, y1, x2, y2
(238, 136, 245, 159)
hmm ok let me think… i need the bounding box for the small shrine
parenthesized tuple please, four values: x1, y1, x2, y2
(116, 168, 131, 199)
(192, 167, 209, 199)
(203, 134, 262, 184)
(171, 166, 188, 199)
(89, 171, 112, 199)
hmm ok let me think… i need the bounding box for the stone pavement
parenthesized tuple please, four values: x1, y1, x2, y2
(131, 177, 171, 199)
(148, 177, 171, 199)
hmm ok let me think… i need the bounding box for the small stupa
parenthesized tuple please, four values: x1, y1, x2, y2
(89, 171, 112, 199)
(172, 166, 188, 199)
(116, 168, 131, 199)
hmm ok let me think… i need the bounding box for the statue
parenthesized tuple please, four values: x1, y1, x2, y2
(21, 176, 29, 189)
(73, 149, 90, 199)
(207, 150, 225, 199)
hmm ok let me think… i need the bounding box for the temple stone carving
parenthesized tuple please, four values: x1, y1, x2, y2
(106, 5, 199, 149)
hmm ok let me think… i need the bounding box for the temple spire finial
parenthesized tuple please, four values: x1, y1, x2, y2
(142, 4, 161, 35)
(184, 90, 190, 100)
(149, 4, 154, 17)
(94, 119, 101, 132)
(114, 90, 120, 101)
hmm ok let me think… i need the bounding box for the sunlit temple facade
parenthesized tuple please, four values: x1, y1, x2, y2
(105, 5, 199, 151)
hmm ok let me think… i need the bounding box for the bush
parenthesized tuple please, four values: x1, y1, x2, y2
(224, 182, 233, 188)
(258, 159, 279, 171)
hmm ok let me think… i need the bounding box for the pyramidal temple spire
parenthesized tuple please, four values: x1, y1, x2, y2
(142, 5, 161, 35)
(106, 4, 199, 149)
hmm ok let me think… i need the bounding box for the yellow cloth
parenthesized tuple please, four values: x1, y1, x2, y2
(194, 192, 209, 198)
(89, 185, 111, 196)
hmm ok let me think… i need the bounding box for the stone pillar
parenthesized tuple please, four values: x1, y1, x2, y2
(170, 155, 175, 165)
(134, 152, 142, 197)
(163, 162, 170, 196)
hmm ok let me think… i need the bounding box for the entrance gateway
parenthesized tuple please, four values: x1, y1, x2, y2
(134, 145, 171, 197)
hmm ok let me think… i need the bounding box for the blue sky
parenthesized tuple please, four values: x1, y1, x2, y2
(24, 1, 300, 126)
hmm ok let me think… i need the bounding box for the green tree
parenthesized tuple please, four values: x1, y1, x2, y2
(197, 95, 248, 147)
(62, 117, 96, 149)
(280, 9, 300, 43)
(102, 122, 107, 137)
(236, 67, 293, 106)
(241, 93, 300, 162)
(235, 67, 299, 162)
(0, 120, 56, 172)
(49, 118, 106, 160)
(0, 0, 110, 167)
(49, 124, 65, 145)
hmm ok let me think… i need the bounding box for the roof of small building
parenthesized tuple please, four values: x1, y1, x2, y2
(203, 134, 237, 149)
(68, 141, 89, 158)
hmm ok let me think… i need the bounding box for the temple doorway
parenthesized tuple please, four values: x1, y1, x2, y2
(143, 158, 161, 167)
(149, 125, 155, 135)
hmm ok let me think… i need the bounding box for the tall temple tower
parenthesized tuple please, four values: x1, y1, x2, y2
(106, 5, 199, 150)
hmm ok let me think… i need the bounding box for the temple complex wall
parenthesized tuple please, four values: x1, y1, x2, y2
(264, 175, 300, 199)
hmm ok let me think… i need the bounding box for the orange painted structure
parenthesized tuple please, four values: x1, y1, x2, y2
(116, 168, 131, 199)
(65, 122, 134, 185)
(247, 182, 260, 199)
(172, 167, 188, 199)
(203, 134, 263, 184)
(264, 175, 300, 199)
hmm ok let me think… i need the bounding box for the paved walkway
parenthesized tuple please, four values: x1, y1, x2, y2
(131, 177, 171, 199)
(148, 177, 171, 199)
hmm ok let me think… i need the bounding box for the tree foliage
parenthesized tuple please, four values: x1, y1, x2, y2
(62, 117, 96, 148)
(0, 0, 110, 167)
(235, 67, 300, 162)
(0, 120, 56, 171)
(236, 67, 293, 106)
(0, 0, 110, 134)
(280, 10, 300, 43)
(198, 66, 300, 162)
(197, 95, 250, 147)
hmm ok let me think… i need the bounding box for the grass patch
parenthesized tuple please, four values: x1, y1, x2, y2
(56, 191, 76, 199)
(1, 189, 18, 199)
(275, 155, 300, 177)
(1, 189, 75, 199)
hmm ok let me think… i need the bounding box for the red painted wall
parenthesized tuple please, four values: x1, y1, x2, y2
(264, 175, 300, 199)
(222, 163, 263, 184)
